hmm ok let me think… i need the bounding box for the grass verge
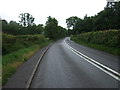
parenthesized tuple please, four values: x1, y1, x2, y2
(71, 37, 119, 56)
(2, 42, 51, 85)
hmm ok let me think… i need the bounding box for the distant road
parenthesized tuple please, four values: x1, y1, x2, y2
(30, 38, 119, 88)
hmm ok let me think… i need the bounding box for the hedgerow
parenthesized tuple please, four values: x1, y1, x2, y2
(73, 30, 119, 48)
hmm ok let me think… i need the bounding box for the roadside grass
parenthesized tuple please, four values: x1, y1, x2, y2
(2, 42, 51, 85)
(71, 37, 119, 56)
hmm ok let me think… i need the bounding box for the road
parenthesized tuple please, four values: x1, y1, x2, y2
(30, 38, 119, 88)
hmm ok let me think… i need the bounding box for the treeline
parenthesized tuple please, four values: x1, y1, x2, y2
(2, 15, 68, 55)
(66, 2, 120, 35)
(2, 20, 44, 35)
(2, 15, 67, 40)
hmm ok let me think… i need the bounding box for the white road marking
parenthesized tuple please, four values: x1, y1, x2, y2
(64, 38, 120, 81)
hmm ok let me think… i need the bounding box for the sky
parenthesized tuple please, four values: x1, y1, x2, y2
(0, 0, 108, 28)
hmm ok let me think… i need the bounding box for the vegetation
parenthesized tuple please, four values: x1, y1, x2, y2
(71, 30, 120, 55)
(2, 16, 67, 38)
(2, 20, 44, 35)
(2, 33, 51, 85)
(2, 12, 68, 85)
(67, 2, 119, 55)
(2, 33, 49, 55)
(66, 2, 120, 35)
(2, 1, 120, 86)
(19, 13, 35, 27)
(45, 16, 67, 40)
(3, 45, 40, 85)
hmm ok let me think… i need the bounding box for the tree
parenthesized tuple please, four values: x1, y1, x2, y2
(45, 16, 67, 40)
(93, 2, 118, 30)
(66, 1, 120, 35)
(36, 24, 44, 34)
(2, 20, 8, 33)
(57, 26, 67, 38)
(26, 24, 44, 34)
(45, 16, 58, 26)
(2, 20, 21, 34)
(73, 18, 84, 33)
(45, 16, 59, 40)
(66, 16, 78, 29)
(113, 1, 120, 29)
(19, 13, 35, 27)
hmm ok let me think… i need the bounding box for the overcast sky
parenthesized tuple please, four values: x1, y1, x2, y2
(0, 0, 107, 28)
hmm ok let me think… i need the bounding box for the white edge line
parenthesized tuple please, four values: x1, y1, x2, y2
(66, 41, 120, 76)
(64, 38, 120, 81)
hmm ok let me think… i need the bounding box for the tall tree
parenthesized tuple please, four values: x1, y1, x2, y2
(66, 1, 120, 35)
(2, 20, 8, 33)
(66, 16, 78, 29)
(45, 16, 58, 26)
(19, 13, 34, 27)
(45, 16, 67, 40)
(45, 16, 58, 40)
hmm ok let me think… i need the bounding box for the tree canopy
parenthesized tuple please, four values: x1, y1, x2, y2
(2, 15, 67, 40)
(66, 2, 120, 35)
(45, 16, 67, 40)
(2, 2, 120, 38)
(19, 13, 35, 27)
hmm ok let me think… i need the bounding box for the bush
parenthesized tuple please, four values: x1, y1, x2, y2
(75, 30, 119, 48)
(2, 33, 49, 55)
(2, 33, 51, 85)
(71, 30, 119, 55)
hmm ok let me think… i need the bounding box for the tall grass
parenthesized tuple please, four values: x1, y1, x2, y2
(2, 45, 39, 85)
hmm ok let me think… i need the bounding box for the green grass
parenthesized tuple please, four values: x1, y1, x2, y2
(2, 41, 51, 85)
(3, 45, 39, 65)
(71, 37, 119, 56)
(2, 33, 52, 85)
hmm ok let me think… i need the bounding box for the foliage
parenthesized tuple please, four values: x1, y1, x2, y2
(71, 30, 120, 55)
(19, 13, 35, 27)
(2, 33, 49, 55)
(45, 16, 67, 40)
(2, 45, 40, 85)
(66, 2, 120, 35)
(66, 16, 78, 29)
(2, 16, 67, 38)
(2, 33, 51, 85)
(71, 37, 119, 55)
(2, 20, 44, 35)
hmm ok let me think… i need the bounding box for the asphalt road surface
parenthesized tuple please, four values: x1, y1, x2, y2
(30, 38, 119, 88)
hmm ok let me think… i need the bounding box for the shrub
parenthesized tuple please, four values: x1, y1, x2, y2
(75, 30, 119, 49)
(2, 33, 49, 55)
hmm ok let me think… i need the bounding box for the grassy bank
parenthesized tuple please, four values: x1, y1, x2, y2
(2, 42, 50, 85)
(2, 33, 51, 85)
(71, 30, 120, 55)
(3, 33, 50, 55)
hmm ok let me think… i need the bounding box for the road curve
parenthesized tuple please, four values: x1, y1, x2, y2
(30, 38, 119, 88)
